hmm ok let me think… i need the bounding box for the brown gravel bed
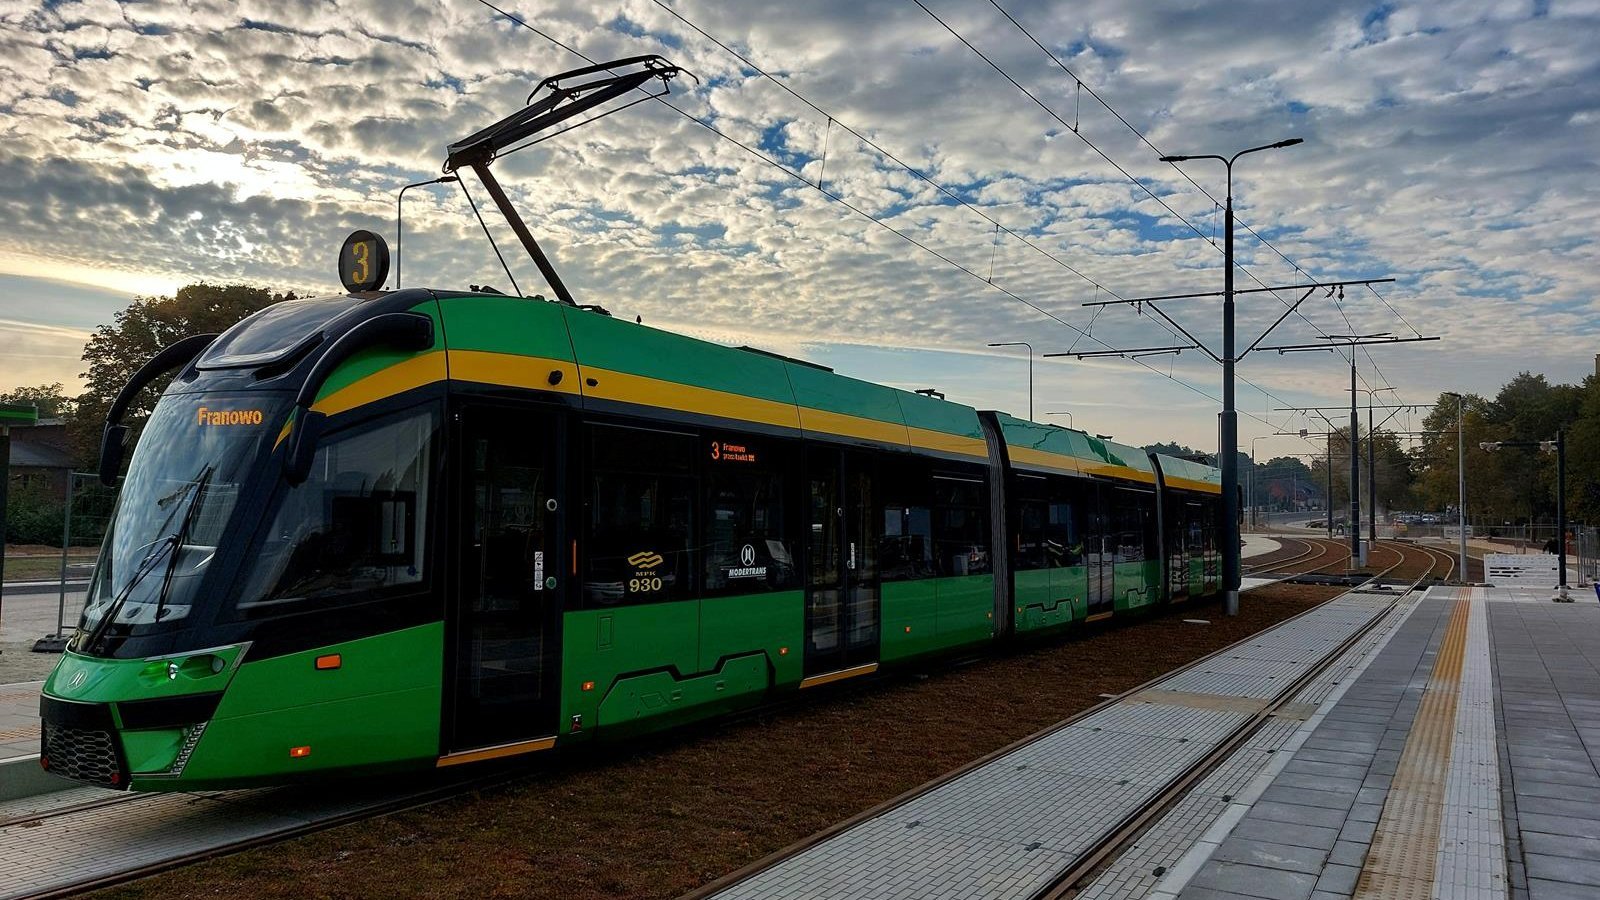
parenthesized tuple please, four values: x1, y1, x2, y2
(94, 583, 1344, 900)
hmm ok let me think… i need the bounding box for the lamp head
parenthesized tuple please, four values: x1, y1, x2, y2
(1272, 138, 1304, 149)
(1158, 155, 1190, 162)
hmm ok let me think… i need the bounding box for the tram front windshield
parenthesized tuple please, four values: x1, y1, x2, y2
(75, 392, 282, 656)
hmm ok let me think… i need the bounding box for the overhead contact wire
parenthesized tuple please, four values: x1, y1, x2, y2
(468, 0, 1320, 445)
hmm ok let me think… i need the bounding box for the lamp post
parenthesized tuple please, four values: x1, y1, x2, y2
(987, 342, 1034, 421)
(1249, 436, 1271, 531)
(1159, 138, 1302, 616)
(1444, 392, 1468, 582)
(396, 174, 460, 289)
(1045, 410, 1074, 429)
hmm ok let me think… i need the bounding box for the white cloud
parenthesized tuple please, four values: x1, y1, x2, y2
(0, 0, 1594, 450)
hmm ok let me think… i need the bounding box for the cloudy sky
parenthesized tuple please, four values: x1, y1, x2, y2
(1, 0, 1596, 454)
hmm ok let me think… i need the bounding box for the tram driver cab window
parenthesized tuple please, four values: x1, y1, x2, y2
(235, 408, 436, 614)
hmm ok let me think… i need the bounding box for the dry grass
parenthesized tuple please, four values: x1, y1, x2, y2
(95, 583, 1341, 900)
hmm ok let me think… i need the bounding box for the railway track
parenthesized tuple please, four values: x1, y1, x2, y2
(686, 565, 1444, 900)
(1032, 549, 1451, 899)
(1244, 536, 1351, 578)
(1245, 537, 1460, 586)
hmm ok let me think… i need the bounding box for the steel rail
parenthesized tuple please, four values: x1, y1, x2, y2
(1242, 536, 1318, 575)
(681, 583, 1382, 900)
(0, 792, 142, 830)
(1036, 546, 1444, 899)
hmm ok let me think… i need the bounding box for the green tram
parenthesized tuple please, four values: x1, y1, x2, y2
(40, 56, 1223, 791)
(40, 288, 1221, 791)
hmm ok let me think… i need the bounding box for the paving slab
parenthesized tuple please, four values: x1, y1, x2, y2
(707, 593, 1399, 900)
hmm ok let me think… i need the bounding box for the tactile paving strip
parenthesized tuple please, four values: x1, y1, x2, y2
(1353, 589, 1472, 899)
(1078, 590, 1426, 900)
(1433, 588, 1506, 900)
(710, 593, 1397, 900)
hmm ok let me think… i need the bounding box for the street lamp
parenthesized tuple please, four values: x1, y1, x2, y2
(1158, 137, 1302, 616)
(1045, 410, 1074, 429)
(1248, 435, 1272, 531)
(396, 174, 460, 289)
(1443, 391, 1468, 582)
(987, 341, 1034, 421)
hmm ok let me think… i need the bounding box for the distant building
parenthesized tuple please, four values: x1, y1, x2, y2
(7, 420, 77, 502)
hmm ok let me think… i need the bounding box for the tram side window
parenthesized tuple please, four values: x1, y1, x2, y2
(1202, 499, 1219, 555)
(879, 457, 935, 582)
(1185, 502, 1206, 557)
(1011, 475, 1048, 572)
(583, 425, 696, 607)
(1044, 476, 1083, 568)
(236, 408, 436, 614)
(703, 434, 798, 596)
(1115, 490, 1149, 563)
(932, 472, 991, 576)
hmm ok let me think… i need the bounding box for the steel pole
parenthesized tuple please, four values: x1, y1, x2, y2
(1326, 433, 1334, 537)
(1558, 429, 1568, 590)
(1221, 183, 1239, 616)
(1457, 394, 1468, 582)
(1349, 353, 1362, 565)
(54, 471, 73, 639)
(1368, 395, 1377, 545)
(1248, 459, 1254, 532)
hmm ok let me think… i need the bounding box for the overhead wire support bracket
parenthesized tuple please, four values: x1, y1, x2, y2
(1045, 344, 1195, 360)
(444, 55, 692, 306)
(1256, 335, 1440, 354)
(1081, 278, 1397, 307)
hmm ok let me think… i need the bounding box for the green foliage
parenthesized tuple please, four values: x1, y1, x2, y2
(1410, 372, 1599, 525)
(4, 481, 65, 545)
(69, 283, 295, 461)
(0, 383, 75, 420)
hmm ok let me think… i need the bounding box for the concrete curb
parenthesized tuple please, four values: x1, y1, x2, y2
(0, 754, 74, 802)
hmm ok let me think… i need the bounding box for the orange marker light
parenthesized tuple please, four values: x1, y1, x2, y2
(905, 626, 912, 633)
(290, 746, 312, 758)
(315, 654, 341, 670)
(779, 647, 789, 656)
(581, 680, 595, 692)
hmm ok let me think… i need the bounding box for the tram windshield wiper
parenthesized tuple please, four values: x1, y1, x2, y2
(80, 469, 209, 654)
(151, 465, 215, 629)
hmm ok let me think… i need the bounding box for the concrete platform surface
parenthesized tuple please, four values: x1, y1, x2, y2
(0, 681, 40, 762)
(1159, 585, 1600, 900)
(706, 588, 1405, 900)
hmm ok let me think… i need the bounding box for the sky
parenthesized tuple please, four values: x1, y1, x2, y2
(0, 0, 1596, 456)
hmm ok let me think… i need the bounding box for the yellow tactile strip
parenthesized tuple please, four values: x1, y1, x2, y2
(1353, 588, 1470, 899)
(0, 725, 40, 742)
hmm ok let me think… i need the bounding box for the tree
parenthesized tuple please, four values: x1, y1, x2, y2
(0, 383, 75, 420)
(70, 283, 294, 460)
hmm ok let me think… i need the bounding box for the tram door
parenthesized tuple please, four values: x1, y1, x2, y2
(1086, 484, 1114, 619)
(804, 448, 880, 677)
(446, 405, 564, 752)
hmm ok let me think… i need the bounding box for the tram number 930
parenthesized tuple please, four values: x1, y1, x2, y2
(628, 576, 663, 594)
